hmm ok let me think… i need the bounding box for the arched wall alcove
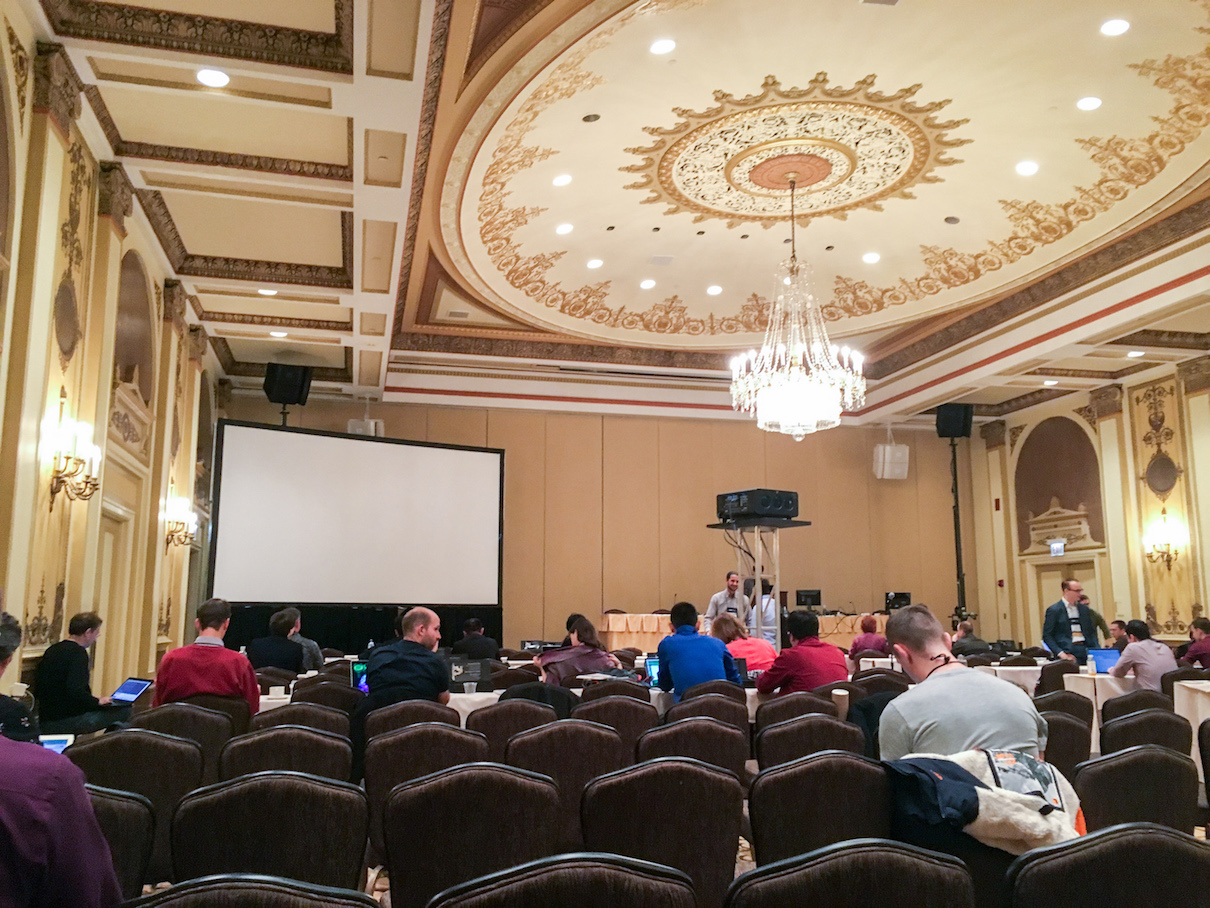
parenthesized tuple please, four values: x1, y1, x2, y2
(113, 250, 155, 404)
(1013, 415, 1104, 553)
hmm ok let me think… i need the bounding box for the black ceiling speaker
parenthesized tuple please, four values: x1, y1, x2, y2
(935, 403, 974, 439)
(263, 363, 313, 406)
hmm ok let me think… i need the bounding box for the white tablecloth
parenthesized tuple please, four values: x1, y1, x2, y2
(1063, 671, 1137, 753)
(1174, 680, 1210, 782)
(973, 664, 1042, 695)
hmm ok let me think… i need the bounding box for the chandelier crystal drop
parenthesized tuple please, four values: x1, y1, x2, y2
(730, 176, 865, 440)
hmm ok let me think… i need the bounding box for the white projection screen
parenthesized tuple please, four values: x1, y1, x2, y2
(209, 421, 503, 606)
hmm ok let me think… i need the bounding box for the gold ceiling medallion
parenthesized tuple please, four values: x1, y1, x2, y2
(621, 74, 969, 228)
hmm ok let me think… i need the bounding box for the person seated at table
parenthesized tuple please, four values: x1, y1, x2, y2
(154, 598, 259, 716)
(1111, 619, 1178, 690)
(710, 613, 776, 672)
(246, 607, 306, 674)
(748, 580, 778, 645)
(950, 620, 991, 658)
(756, 609, 848, 697)
(534, 617, 619, 687)
(1179, 618, 1210, 668)
(452, 617, 500, 660)
(560, 613, 586, 647)
(1108, 620, 1130, 653)
(0, 609, 39, 742)
(849, 614, 888, 656)
(34, 611, 132, 735)
(657, 602, 742, 701)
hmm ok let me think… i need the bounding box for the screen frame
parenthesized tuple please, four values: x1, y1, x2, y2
(207, 419, 505, 608)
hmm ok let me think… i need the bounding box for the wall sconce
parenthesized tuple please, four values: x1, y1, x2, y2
(48, 389, 101, 511)
(1144, 508, 1188, 571)
(163, 495, 198, 550)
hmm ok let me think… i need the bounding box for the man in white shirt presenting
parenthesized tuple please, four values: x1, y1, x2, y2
(703, 571, 749, 632)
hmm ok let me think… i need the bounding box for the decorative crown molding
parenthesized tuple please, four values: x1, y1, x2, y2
(1178, 355, 1210, 395)
(969, 388, 1073, 417)
(1112, 328, 1210, 351)
(163, 279, 188, 334)
(210, 335, 354, 384)
(6, 22, 29, 131)
(188, 325, 208, 364)
(40, 0, 354, 74)
(1090, 383, 1124, 418)
(32, 42, 81, 135)
(97, 161, 133, 232)
(980, 419, 1006, 448)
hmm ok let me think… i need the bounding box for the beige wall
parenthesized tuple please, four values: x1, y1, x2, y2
(224, 397, 976, 646)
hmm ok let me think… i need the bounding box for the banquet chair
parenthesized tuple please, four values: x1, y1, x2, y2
(1038, 711, 1091, 782)
(364, 698, 459, 740)
(723, 839, 975, 908)
(1000, 654, 1038, 666)
(256, 668, 298, 693)
(571, 695, 660, 763)
(754, 691, 838, 732)
(1098, 708, 1191, 755)
(121, 874, 378, 907)
(249, 702, 350, 737)
(582, 758, 744, 908)
(1032, 690, 1094, 727)
(1034, 659, 1078, 696)
(579, 678, 652, 703)
(610, 650, 637, 668)
(321, 648, 346, 660)
(180, 693, 251, 735)
(171, 771, 368, 889)
(219, 725, 352, 782)
(1073, 745, 1198, 833)
(383, 763, 561, 908)
(506, 719, 626, 850)
(1100, 688, 1173, 724)
(1161, 666, 1209, 698)
(86, 784, 154, 900)
(964, 653, 996, 667)
(847, 670, 911, 696)
(130, 702, 234, 785)
(497, 647, 525, 660)
(1021, 646, 1052, 659)
(1200, 719, 1210, 792)
(810, 680, 867, 708)
(748, 750, 891, 866)
(490, 667, 541, 690)
(498, 680, 581, 719)
(319, 661, 352, 684)
(290, 680, 364, 715)
(849, 648, 887, 664)
(755, 713, 865, 769)
(67, 729, 202, 884)
(636, 716, 749, 782)
(465, 698, 557, 762)
(665, 692, 749, 736)
(1005, 822, 1210, 907)
(682, 679, 747, 703)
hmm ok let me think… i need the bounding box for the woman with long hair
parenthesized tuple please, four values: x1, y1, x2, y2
(710, 613, 776, 672)
(534, 616, 620, 687)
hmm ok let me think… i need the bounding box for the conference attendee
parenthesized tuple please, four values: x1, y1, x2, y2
(153, 598, 259, 716)
(452, 617, 500, 660)
(1109, 620, 1130, 653)
(1111, 619, 1178, 691)
(1080, 594, 1112, 644)
(34, 612, 131, 734)
(710, 613, 776, 672)
(1042, 579, 1098, 664)
(288, 614, 324, 671)
(748, 580, 778, 645)
(0, 609, 38, 743)
(0, 732, 122, 907)
(657, 601, 742, 701)
(1180, 617, 1210, 668)
(755, 609, 848, 696)
(246, 607, 306, 673)
(560, 612, 586, 647)
(703, 571, 750, 632)
(849, 614, 888, 656)
(879, 605, 1048, 761)
(534, 617, 619, 686)
(950, 620, 991, 658)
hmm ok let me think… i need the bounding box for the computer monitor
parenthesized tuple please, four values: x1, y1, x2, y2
(885, 592, 911, 610)
(796, 589, 822, 608)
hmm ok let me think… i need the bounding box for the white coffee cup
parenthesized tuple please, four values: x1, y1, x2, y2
(269, 685, 286, 697)
(9, 682, 28, 697)
(463, 682, 477, 694)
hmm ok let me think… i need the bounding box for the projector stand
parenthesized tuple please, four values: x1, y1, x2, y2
(279, 403, 290, 427)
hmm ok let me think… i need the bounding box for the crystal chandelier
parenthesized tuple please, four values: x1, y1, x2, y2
(730, 176, 865, 440)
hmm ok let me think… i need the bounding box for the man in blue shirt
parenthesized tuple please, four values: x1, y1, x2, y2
(657, 601, 742, 701)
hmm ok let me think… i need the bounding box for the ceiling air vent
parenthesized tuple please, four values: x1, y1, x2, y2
(447, 310, 471, 319)
(862, 0, 899, 5)
(649, 255, 674, 266)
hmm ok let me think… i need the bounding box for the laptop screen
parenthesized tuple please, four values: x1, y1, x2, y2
(644, 656, 660, 686)
(351, 661, 369, 693)
(1089, 648, 1120, 674)
(39, 734, 74, 754)
(110, 678, 153, 704)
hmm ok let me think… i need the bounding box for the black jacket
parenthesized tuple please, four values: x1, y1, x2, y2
(451, 634, 499, 660)
(34, 640, 100, 722)
(246, 635, 305, 673)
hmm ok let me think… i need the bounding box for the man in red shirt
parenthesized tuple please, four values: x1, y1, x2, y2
(153, 598, 259, 716)
(1180, 617, 1210, 669)
(755, 609, 848, 696)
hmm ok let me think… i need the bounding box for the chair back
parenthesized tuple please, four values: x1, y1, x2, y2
(364, 698, 460, 740)
(755, 714, 865, 769)
(583, 759, 743, 908)
(365, 723, 490, 858)
(847, 670, 911, 696)
(1200, 717, 1210, 788)
(1098, 708, 1191, 755)
(1032, 690, 1094, 727)
(610, 650, 637, 668)
(67, 729, 202, 884)
(171, 771, 368, 889)
(1006, 822, 1210, 907)
(383, 764, 561, 908)
(754, 691, 838, 732)
(964, 653, 996, 667)
(665, 692, 749, 736)
(999, 654, 1037, 667)
(497, 648, 524, 660)
(318, 662, 351, 685)
(219, 725, 352, 782)
(505, 719, 626, 850)
(1073, 745, 1198, 833)
(636, 716, 748, 781)
(579, 678, 652, 703)
(491, 668, 540, 689)
(571, 696, 660, 762)
(130, 702, 234, 785)
(465, 699, 557, 762)
(748, 751, 890, 866)
(179, 694, 251, 735)
(682, 679, 746, 703)
(86, 784, 154, 900)
(849, 648, 887, 663)
(498, 681, 581, 719)
(119, 873, 378, 906)
(810, 680, 867, 707)
(1035, 659, 1078, 695)
(321, 648, 346, 660)
(1100, 688, 1174, 724)
(1021, 646, 1052, 659)
(1037, 711, 1091, 782)
(291, 680, 365, 715)
(249, 702, 350, 737)
(256, 669, 296, 694)
(722, 838, 974, 908)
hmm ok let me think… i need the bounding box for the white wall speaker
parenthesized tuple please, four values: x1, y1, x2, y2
(873, 443, 910, 480)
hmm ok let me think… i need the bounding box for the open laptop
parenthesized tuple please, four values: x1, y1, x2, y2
(351, 660, 369, 693)
(1088, 648, 1121, 673)
(644, 656, 661, 687)
(109, 677, 153, 705)
(39, 734, 74, 754)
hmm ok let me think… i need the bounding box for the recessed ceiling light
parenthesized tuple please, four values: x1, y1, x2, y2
(707, 285, 722, 295)
(269, 331, 288, 338)
(196, 69, 230, 88)
(1016, 160, 1039, 176)
(1077, 97, 1102, 111)
(862, 252, 880, 264)
(556, 223, 574, 235)
(552, 174, 572, 187)
(1126, 350, 1146, 358)
(1101, 19, 1130, 36)
(587, 259, 603, 269)
(257, 289, 278, 296)
(1043, 380, 1058, 386)
(640, 279, 656, 289)
(650, 39, 676, 55)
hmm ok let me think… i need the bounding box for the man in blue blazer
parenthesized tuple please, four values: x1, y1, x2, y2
(1042, 579, 1099, 665)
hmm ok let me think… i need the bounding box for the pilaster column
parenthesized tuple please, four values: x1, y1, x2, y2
(1179, 356, 1210, 609)
(1090, 384, 1142, 619)
(973, 420, 1013, 642)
